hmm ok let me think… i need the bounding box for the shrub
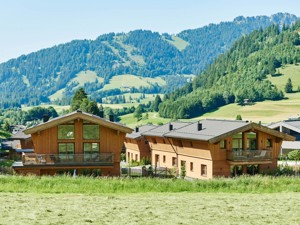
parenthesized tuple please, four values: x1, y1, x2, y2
(287, 150, 300, 161)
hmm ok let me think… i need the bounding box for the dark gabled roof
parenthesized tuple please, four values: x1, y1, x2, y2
(10, 126, 31, 140)
(126, 125, 157, 139)
(142, 121, 192, 137)
(268, 120, 300, 133)
(164, 119, 248, 143)
(143, 119, 295, 143)
(24, 110, 133, 135)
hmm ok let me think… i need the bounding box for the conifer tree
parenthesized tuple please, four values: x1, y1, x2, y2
(285, 78, 293, 93)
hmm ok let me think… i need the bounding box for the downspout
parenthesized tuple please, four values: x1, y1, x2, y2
(166, 137, 179, 176)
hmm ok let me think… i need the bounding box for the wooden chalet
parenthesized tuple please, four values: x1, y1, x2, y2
(12, 110, 133, 176)
(124, 125, 157, 163)
(142, 119, 295, 179)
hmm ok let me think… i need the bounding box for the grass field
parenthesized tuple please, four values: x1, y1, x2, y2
(0, 175, 299, 224)
(1, 192, 299, 225)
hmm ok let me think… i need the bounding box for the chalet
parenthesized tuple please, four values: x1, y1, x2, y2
(143, 119, 294, 179)
(268, 120, 300, 155)
(12, 110, 133, 176)
(124, 125, 157, 163)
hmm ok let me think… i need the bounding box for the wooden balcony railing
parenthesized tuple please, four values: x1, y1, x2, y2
(22, 153, 114, 166)
(227, 149, 272, 162)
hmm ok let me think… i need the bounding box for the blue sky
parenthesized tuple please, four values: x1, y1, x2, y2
(0, 0, 299, 63)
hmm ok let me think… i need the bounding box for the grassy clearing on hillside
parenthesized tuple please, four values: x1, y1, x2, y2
(120, 112, 171, 127)
(102, 74, 165, 91)
(1, 192, 299, 225)
(164, 35, 190, 51)
(49, 70, 103, 101)
(268, 64, 300, 92)
(0, 175, 299, 194)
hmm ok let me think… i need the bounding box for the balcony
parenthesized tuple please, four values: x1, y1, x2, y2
(21, 153, 114, 167)
(227, 149, 272, 164)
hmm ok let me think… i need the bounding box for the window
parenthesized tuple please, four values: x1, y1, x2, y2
(84, 143, 99, 154)
(135, 154, 138, 161)
(58, 125, 74, 139)
(58, 143, 74, 160)
(190, 162, 194, 171)
(172, 157, 177, 166)
(83, 125, 100, 140)
(163, 155, 166, 163)
(266, 139, 272, 148)
(84, 143, 99, 160)
(201, 164, 207, 176)
(220, 140, 227, 149)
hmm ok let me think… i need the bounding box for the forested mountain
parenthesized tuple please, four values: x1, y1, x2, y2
(159, 21, 300, 119)
(0, 13, 298, 107)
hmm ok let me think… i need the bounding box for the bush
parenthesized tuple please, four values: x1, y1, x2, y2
(287, 150, 300, 161)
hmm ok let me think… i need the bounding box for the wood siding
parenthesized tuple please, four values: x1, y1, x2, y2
(23, 118, 126, 176)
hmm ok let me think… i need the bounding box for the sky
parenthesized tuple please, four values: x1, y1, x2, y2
(0, 0, 299, 63)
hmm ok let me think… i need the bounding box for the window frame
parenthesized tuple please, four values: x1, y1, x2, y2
(58, 125, 75, 140)
(83, 124, 100, 140)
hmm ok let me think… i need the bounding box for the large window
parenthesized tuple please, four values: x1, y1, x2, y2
(84, 143, 99, 161)
(83, 125, 100, 140)
(58, 125, 74, 139)
(58, 143, 75, 160)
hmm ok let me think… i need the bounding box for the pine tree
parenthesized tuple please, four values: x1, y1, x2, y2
(70, 88, 88, 111)
(152, 95, 162, 112)
(285, 78, 293, 93)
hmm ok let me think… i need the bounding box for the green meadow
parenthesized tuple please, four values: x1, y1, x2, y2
(0, 175, 299, 225)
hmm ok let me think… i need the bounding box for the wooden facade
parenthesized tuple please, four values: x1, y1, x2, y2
(124, 125, 156, 163)
(13, 111, 132, 176)
(143, 120, 294, 179)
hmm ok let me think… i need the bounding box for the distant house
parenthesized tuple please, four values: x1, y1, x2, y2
(12, 110, 133, 176)
(124, 125, 157, 163)
(268, 120, 300, 155)
(10, 125, 34, 149)
(1, 125, 34, 159)
(142, 119, 294, 179)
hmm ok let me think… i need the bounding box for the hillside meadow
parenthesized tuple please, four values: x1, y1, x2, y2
(0, 175, 300, 225)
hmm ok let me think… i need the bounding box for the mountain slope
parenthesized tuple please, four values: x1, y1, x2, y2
(0, 13, 298, 107)
(159, 21, 300, 119)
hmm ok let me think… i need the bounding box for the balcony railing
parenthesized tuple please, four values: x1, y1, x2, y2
(22, 153, 114, 166)
(227, 149, 272, 162)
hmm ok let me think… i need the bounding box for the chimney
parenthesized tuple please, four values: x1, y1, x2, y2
(99, 111, 104, 118)
(109, 114, 114, 122)
(43, 114, 50, 123)
(169, 123, 173, 131)
(197, 122, 202, 131)
(135, 127, 139, 132)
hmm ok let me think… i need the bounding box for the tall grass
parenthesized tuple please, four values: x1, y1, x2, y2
(0, 175, 299, 194)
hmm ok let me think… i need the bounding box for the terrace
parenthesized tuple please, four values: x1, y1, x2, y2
(227, 149, 272, 164)
(21, 152, 114, 167)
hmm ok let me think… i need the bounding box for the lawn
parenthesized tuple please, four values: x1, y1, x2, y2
(1, 192, 299, 225)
